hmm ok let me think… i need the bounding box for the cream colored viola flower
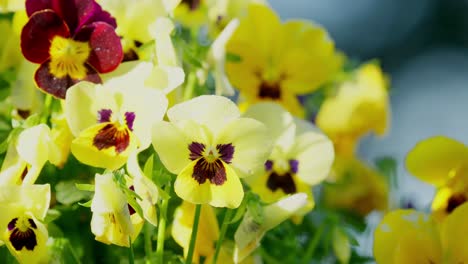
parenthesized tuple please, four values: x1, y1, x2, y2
(406, 136, 468, 222)
(0, 0, 23, 13)
(0, 124, 62, 185)
(234, 193, 308, 263)
(0, 184, 50, 264)
(65, 81, 168, 170)
(152, 95, 272, 208)
(90, 172, 141, 247)
(10, 60, 44, 119)
(226, 4, 343, 117)
(374, 203, 468, 264)
(316, 63, 390, 155)
(243, 103, 334, 213)
(172, 202, 219, 262)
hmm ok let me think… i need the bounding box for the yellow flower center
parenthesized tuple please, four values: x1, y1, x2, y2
(49, 36, 90, 79)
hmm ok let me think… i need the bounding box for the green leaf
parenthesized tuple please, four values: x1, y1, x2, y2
(48, 238, 81, 264)
(143, 154, 154, 179)
(246, 193, 264, 225)
(74, 183, 95, 192)
(229, 197, 247, 224)
(56, 181, 93, 205)
(78, 200, 92, 207)
(44, 209, 62, 224)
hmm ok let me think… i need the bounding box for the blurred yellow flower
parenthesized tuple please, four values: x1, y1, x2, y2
(0, 11, 27, 72)
(322, 155, 388, 216)
(174, 0, 208, 28)
(65, 81, 168, 170)
(171, 202, 219, 262)
(316, 63, 390, 155)
(243, 103, 334, 217)
(226, 4, 343, 117)
(0, 184, 50, 264)
(152, 95, 272, 208)
(374, 203, 468, 264)
(234, 193, 308, 262)
(406, 136, 468, 221)
(0, 0, 23, 13)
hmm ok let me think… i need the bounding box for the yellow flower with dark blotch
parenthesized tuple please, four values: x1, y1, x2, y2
(152, 95, 272, 208)
(65, 81, 168, 170)
(322, 155, 388, 216)
(0, 124, 62, 185)
(225, 4, 343, 117)
(11, 60, 44, 119)
(0, 184, 50, 264)
(374, 203, 468, 264)
(243, 103, 334, 215)
(171, 202, 219, 262)
(90, 172, 142, 247)
(234, 193, 308, 263)
(174, 0, 208, 28)
(316, 63, 390, 155)
(406, 136, 468, 221)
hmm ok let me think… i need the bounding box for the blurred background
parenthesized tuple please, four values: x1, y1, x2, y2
(270, 0, 468, 259)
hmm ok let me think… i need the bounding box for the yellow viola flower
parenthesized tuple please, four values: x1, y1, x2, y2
(316, 63, 390, 155)
(322, 155, 388, 216)
(243, 103, 334, 214)
(152, 95, 272, 208)
(234, 193, 308, 263)
(406, 136, 468, 221)
(374, 203, 468, 264)
(204, 241, 259, 264)
(174, 0, 208, 28)
(0, 11, 27, 72)
(90, 172, 141, 247)
(65, 81, 168, 170)
(48, 113, 74, 168)
(171, 202, 219, 262)
(0, 184, 50, 264)
(225, 4, 343, 117)
(10, 60, 44, 119)
(0, 124, 62, 185)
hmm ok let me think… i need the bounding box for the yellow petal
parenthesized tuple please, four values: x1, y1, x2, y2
(406, 136, 468, 186)
(101, 61, 153, 91)
(441, 202, 468, 263)
(209, 161, 244, 208)
(215, 117, 272, 179)
(174, 161, 212, 205)
(373, 209, 442, 264)
(144, 65, 185, 94)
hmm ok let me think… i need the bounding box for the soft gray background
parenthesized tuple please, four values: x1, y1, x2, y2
(270, 0, 468, 260)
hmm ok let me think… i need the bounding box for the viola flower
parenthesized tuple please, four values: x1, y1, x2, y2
(243, 103, 334, 214)
(174, 0, 208, 28)
(234, 193, 308, 263)
(225, 4, 343, 117)
(322, 155, 388, 216)
(20, 0, 123, 99)
(406, 136, 468, 221)
(152, 95, 272, 208)
(374, 203, 468, 264)
(0, 184, 50, 264)
(172, 202, 219, 262)
(90, 172, 141, 247)
(0, 124, 62, 185)
(316, 63, 390, 155)
(65, 81, 168, 170)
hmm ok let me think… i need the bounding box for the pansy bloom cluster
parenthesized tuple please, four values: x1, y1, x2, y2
(1, 0, 449, 263)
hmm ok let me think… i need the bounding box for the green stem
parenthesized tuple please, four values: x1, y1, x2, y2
(155, 192, 170, 264)
(211, 208, 234, 264)
(185, 204, 202, 264)
(303, 223, 326, 264)
(183, 72, 197, 101)
(144, 222, 153, 263)
(128, 237, 135, 264)
(40, 94, 53, 123)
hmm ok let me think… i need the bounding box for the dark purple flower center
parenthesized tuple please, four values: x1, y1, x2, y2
(97, 109, 135, 131)
(258, 81, 281, 100)
(188, 142, 235, 186)
(181, 0, 201, 11)
(264, 159, 299, 194)
(93, 124, 130, 153)
(7, 218, 38, 251)
(446, 193, 466, 213)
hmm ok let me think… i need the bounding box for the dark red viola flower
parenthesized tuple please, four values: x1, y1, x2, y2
(21, 0, 123, 99)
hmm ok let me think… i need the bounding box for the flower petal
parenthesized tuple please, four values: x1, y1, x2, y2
(406, 136, 468, 186)
(441, 203, 468, 263)
(101, 61, 153, 90)
(25, 0, 51, 17)
(167, 95, 240, 134)
(174, 161, 212, 205)
(35, 60, 101, 99)
(209, 161, 244, 208)
(75, 21, 123, 73)
(145, 65, 185, 94)
(215, 117, 272, 178)
(0, 184, 51, 221)
(21, 10, 70, 64)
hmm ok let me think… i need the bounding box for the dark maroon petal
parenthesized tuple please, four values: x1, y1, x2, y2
(192, 158, 227, 186)
(25, 0, 52, 17)
(289, 159, 299, 174)
(50, 0, 87, 34)
(266, 172, 297, 194)
(264, 160, 273, 171)
(97, 109, 113, 123)
(8, 218, 38, 251)
(93, 124, 130, 153)
(21, 10, 70, 64)
(75, 22, 122, 73)
(85, 2, 117, 28)
(217, 143, 234, 164)
(35, 60, 101, 99)
(189, 142, 205, 161)
(125, 112, 135, 131)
